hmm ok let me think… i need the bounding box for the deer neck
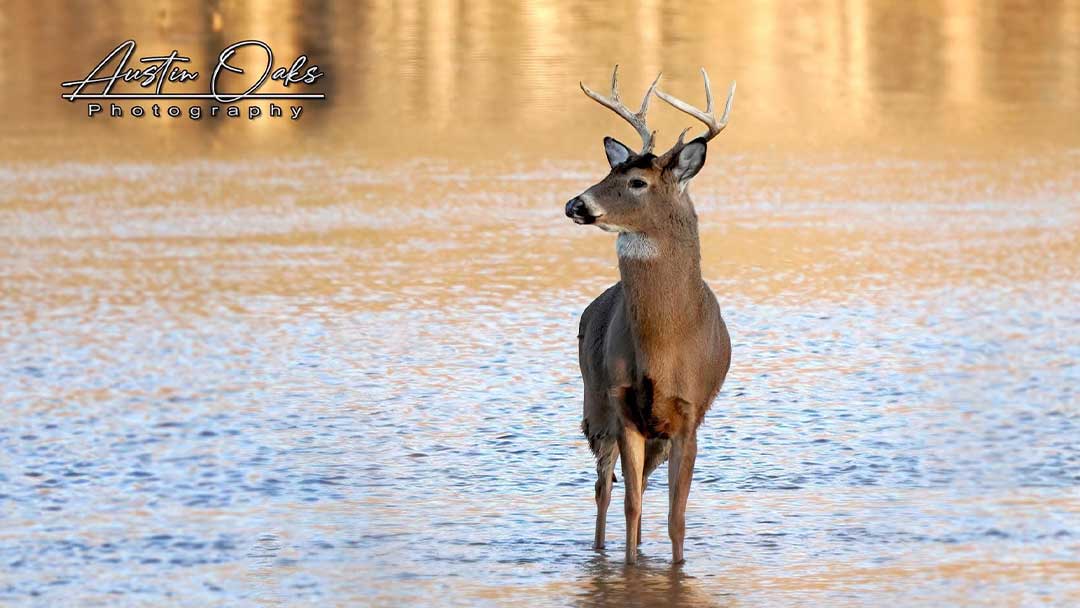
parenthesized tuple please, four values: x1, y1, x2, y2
(616, 207, 705, 342)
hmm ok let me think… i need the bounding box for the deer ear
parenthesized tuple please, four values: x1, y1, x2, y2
(668, 140, 707, 186)
(603, 137, 633, 168)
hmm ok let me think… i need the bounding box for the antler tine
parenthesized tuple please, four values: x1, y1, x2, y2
(655, 68, 736, 144)
(581, 65, 662, 154)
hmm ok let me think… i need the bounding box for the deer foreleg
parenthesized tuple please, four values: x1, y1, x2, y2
(668, 432, 698, 564)
(618, 424, 646, 564)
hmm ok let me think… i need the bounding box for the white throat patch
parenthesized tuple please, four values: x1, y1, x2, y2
(616, 233, 659, 260)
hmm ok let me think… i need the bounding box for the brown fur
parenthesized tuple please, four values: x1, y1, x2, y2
(572, 140, 731, 564)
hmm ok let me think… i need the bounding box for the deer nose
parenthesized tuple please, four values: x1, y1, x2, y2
(566, 197, 587, 219)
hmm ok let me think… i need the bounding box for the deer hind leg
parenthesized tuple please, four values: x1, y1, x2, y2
(637, 438, 671, 544)
(592, 438, 618, 550)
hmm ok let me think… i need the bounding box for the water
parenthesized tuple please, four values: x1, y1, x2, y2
(2, 2, 1079, 606)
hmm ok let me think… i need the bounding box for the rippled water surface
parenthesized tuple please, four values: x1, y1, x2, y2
(2, 2, 1079, 606)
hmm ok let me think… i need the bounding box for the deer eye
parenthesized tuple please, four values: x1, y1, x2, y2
(628, 178, 648, 190)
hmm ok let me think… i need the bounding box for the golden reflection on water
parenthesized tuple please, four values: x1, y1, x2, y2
(1, 0, 1078, 159)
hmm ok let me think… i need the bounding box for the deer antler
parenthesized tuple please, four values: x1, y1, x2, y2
(655, 68, 736, 145)
(580, 65, 662, 154)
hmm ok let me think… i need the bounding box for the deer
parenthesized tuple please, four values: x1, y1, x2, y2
(565, 66, 734, 565)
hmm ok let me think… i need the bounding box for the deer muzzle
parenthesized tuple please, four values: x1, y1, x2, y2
(565, 196, 601, 225)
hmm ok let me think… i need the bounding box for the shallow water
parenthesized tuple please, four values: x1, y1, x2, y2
(2, 2, 1080, 607)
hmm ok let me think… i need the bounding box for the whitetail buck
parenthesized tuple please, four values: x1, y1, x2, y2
(565, 66, 734, 564)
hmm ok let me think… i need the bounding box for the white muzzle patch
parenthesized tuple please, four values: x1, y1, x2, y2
(580, 194, 605, 218)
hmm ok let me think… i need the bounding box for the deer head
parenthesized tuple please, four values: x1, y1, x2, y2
(565, 66, 735, 237)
